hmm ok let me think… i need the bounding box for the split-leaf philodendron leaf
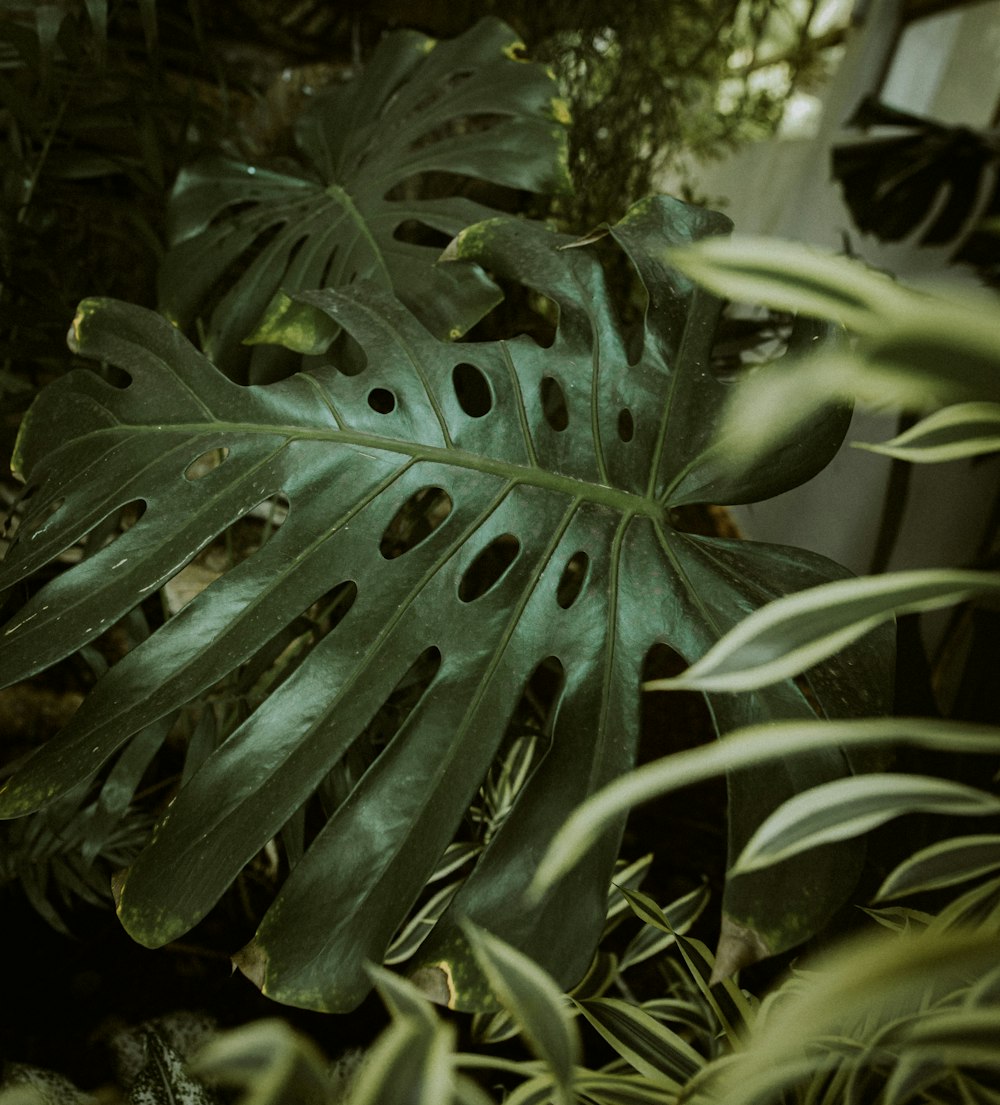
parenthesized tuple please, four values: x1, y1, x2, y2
(0, 196, 891, 1013)
(158, 17, 571, 383)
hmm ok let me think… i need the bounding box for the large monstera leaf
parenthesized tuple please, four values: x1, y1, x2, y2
(159, 16, 571, 383)
(0, 196, 891, 1013)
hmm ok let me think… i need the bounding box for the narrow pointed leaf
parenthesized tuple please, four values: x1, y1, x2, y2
(576, 997, 704, 1084)
(371, 965, 441, 1027)
(666, 236, 910, 332)
(669, 933, 752, 1045)
(619, 881, 710, 971)
(531, 719, 1000, 899)
(501, 1074, 557, 1105)
(350, 1018, 455, 1105)
(857, 402, 1000, 462)
(930, 873, 1000, 932)
(463, 922, 580, 1102)
(732, 775, 1000, 876)
(708, 929, 1000, 1105)
(646, 570, 1000, 694)
(384, 880, 464, 965)
(669, 237, 1000, 470)
(877, 834, 1000, 901)
(891, 1008, 1000, 1069)
(569, 1071, 680, 1104)
(604, 853, 654, 930)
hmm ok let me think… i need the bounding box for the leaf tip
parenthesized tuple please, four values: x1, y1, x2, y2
(67, 298, 105, 354)
(550, 96, 572, 126)
(0, 779, 58, 820)
(710, 916, 771, 984)
(233, 938, 269, 990)
(409, 962, 458, 1009)
(111, 866, 128, 911)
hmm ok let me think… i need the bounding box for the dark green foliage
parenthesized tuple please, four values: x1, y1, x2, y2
(0, 6, 996, 1104)
(0, 0, 224, 468)
(158, 18, 572, 383)
(0, 194, 889, 1012)
(0, 788, 151, 934)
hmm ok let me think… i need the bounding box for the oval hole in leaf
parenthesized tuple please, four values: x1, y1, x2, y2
(523, 655, 565, 730)
(319, 245, 340, 288)
(393, 220, 454, 250)
(459, 534, 521, 603)
(453, 362, 493, 418)
(163, 494, 290, 615)
(11, 493, 65, 543)
(368, 387, 396, 414)
(331, 330, 368, 377)
(641, 642, 715, 752)
(464, 277, 556, 347)
(587, 234, 647, 364)
(250, 492, 290, 535)
(478, 657, 565, 830)
(710, 304, 792, 383)
(556, 551, 590, 610)
(379, 487, 453, 560)
(100, 363, 133, 390)
(184, 447, 230, 481)
(351, 646, 443, 768)
(235, 580, 359, 719)
(617, 409, 634, 443)
(540, 376, 568, 431)
(505, 657, 565, 750)
(83, 499, 148, 557)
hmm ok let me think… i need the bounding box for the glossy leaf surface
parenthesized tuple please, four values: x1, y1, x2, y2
(0, 197, 885, 1011)
(159, 17, 571, 381)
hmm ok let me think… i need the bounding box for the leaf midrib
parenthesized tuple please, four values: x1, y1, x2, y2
(324, 182, 393, 287)
(84, 420, 665, 520)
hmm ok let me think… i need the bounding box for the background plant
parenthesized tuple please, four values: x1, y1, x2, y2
(158, 17, 572, 384)
(522, 0, 842, 227)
